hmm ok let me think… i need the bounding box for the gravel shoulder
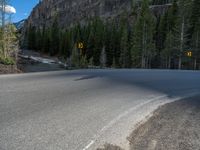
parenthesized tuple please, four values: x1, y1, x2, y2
(98, 95, 200, 150)
(129, 95, 200, 150)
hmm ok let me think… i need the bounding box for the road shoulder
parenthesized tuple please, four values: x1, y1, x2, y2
(98, 95, 200, 150)
(129, 95, 200, 150)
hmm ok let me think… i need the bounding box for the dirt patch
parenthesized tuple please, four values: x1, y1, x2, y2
(0, 64, 22, 74)
(129, 96, 200, 150)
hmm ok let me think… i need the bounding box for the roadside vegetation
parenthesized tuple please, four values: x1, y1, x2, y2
(0, 24, 18, 65)
(24, 0, 200, 70)
(0, 0, 19, 73)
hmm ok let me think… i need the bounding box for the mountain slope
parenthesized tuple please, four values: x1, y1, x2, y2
(25, 0, 132, 29)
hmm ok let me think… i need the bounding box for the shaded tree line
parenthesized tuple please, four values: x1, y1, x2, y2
(24, 0, 200, 70)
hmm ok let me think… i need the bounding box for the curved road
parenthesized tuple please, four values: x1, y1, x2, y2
(0, 69, 199, 150)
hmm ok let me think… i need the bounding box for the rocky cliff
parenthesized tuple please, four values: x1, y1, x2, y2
(25, 0, 133, 29)
(24, 0, 172, 30)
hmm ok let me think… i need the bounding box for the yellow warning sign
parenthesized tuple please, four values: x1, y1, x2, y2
(187, 51, 192, 57)
(77, 42, 84, 49)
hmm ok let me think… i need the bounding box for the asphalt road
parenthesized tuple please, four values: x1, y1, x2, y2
(0, 69, 199, 150)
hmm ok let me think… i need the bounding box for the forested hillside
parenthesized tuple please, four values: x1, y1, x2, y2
(23, 0, 200, 70)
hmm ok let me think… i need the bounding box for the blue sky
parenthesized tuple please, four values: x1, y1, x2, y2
(10, 0, 39, 23)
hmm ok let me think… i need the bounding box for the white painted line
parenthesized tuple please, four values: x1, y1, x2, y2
(82, 91, 200, 150)
(82, 140, 95, 150)
(100, 95, 167, 133)
(82, 95, 167, 150)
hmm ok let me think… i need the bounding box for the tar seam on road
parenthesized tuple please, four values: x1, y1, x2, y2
(82, 91, 200, 150)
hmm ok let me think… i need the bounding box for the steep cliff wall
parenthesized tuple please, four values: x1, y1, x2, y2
(24, 0, 172, 31)
(25, 0, 132, 29)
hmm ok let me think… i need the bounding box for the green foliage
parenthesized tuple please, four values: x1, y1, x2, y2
(24, 0, 200, 70)
(0, 24, 18, 65)
(0, 55, 15, 65)
(131, 0, 156, 68)
(71, 46, 79, 68)
(120, 21, 130, 68)
(80, 55, 88, 68)
(88, 57, 94, 67)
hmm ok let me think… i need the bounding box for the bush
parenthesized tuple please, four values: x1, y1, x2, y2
(0, 56, 15, 65)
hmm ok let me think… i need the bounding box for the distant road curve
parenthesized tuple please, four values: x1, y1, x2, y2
(0, 69, 199, 150)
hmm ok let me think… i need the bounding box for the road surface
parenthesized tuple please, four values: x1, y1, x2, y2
(0, 69, 199, 150)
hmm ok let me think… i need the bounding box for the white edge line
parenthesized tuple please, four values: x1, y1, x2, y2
(82, 140, 95, 150)
(82, 95, 167, 150)
(82, 91, 200, 150)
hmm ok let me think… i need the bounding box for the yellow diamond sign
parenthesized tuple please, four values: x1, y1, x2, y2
(77, 42, 84, 49)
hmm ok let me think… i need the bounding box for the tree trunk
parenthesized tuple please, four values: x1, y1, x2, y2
(142, 22, 146, 69)
(194, 58, 197, 70)
(168, 56, 171, 69)
(178, 56, 182, 70)
(179, 17, 185, 70)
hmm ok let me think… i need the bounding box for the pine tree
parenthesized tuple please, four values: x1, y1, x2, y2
(100, 46, 106, 68)
(35, 29, 42, 51)
(71, 45, 79, 68)
(131, 0, 156, 68)
(86, 22, 95, 63)
(88, 57, 94, 67)
(120, 21, 130, 68)
(27, 25, 36, 50)
(59, 30, 72, 59)
(80, 55, 88, 68)
(161, 31, 174, 69)
(190, 0, 200, 69)
(42, 28, 51, 53)
(159, 0, 178, 68)
(49, 18, 60, 56)
(190, 0, 200, 35)
(191, 24, 200, 70)
(174, 0, 192, 69)
(92, 17, 105, 66)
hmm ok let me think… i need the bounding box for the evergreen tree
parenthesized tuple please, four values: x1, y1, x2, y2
(22, 0, 200, 70)
(191, 24, 200, 70)
(49, 19, 60, 56)
(71, 45, 79, 68)
(190, 0, 200, 69)
(80, 55, 88, 68)
(27, 25, 36, 50)
(161, 31, 174, 69)
(173, 0, 192, 69)
(131, 0, 156, 68)
(86, 22, 95, 63)
(120, 21, 130, 68)
(35, 29, 42, 51)
(159, 0, 178, 68)
(100, 46, 106, 68)
(93, 17, 105, 66)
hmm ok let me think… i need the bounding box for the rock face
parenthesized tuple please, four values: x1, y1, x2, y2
(14, 19, 25, 30)
(23, 0, 171, 37)
(25, 0, 132, 29)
